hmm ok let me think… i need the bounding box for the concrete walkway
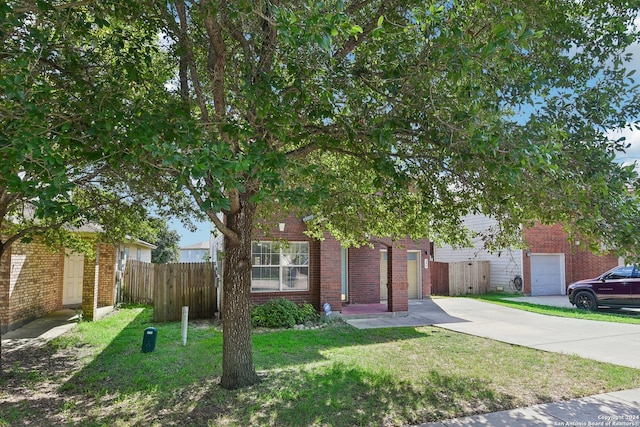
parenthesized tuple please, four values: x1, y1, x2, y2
(432, 297, 640, 369)
(2, 309, 80, 354)
(2, 306, 114, 354)
(347, 297, 640, 426)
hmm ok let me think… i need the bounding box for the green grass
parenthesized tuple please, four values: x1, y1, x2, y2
(2, 305, 640, 426)
(466, 293, 640, 324)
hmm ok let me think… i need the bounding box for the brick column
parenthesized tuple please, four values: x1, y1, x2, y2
(82, 244, 100, 321)
(97, 243, 116, 307)
(0, 246, 12, 333)
(319, 235, 343, 314)
(387, 245, 408, 313)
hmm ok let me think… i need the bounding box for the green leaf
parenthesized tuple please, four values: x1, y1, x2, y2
(349, 25, 363, 36)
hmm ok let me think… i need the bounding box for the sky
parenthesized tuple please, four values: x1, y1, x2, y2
(170, 217, 212, 248)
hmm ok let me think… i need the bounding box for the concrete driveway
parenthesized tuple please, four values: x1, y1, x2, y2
(347, 297, 640, 369)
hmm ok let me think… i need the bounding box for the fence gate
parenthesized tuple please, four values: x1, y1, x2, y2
(448, 261, 490, 296)
(429, 262, 450, 296)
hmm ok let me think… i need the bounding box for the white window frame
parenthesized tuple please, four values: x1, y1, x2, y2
(251, 241, 309, 292)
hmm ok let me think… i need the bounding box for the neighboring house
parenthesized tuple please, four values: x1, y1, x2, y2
(0, 228, 155, 334)
(217, 214, 433, 314)
(179, 241, 210, 263)
(434, 214, 620, 295)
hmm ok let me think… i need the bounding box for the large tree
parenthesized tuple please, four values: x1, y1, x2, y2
(1, 1, 169, 256)
(130, 0, 640, 389)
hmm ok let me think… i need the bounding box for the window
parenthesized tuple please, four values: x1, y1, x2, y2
(251, 241, 309, 292)
(606, 265, 640, 279)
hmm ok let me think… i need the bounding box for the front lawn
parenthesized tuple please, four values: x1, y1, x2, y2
(2, 305, 640, 426)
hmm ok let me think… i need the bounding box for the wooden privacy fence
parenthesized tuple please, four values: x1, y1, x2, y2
(122, 260, 154, 304)
(429, 262, 450, 296)
(122, 260, 217, 323)
(448, 261, 490, 296)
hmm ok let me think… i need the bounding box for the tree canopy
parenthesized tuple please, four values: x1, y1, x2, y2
(131, 0, 640, 252)
(138, 218, 181, 264)
(126, 0, 640, 389)
(0, 2, 196, 258)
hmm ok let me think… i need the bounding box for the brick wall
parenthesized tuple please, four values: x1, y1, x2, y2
(82, 245, 99, 321)
(249, 214, 432, 312)
(349, 245, 380, 304)
(97, 243, 116, 307)
(387, 245, 408, 312)
(1, 241, 64, 332)
(319, 234, 342, 313)
(523, 223, 619, 293)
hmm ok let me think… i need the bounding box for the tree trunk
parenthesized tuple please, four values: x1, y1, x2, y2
(219, 192, 260, 389)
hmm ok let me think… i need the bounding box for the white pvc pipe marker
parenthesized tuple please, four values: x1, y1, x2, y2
(181, 306, 189, 346)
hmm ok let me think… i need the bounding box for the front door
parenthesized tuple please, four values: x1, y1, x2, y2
(380, 250, 388, 300)
(63, 252, 84, 305)
(380, 250, 421, 300)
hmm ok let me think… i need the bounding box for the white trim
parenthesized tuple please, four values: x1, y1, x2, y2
(251, 241, 310, 292)
(341, 247, 349, 301)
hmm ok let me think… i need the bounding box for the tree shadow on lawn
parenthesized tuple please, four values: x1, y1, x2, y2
(4, 306, 515, 426)
(182, 363, 517, 426)
(1, 327, 120, 425)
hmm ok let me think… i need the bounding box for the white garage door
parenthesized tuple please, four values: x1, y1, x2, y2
(530, 254, 565, 296)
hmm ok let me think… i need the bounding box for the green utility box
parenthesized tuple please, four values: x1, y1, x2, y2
(141, 327, 157, 353)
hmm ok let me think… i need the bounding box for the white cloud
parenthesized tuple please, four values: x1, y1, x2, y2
(611, 126, 640, 167)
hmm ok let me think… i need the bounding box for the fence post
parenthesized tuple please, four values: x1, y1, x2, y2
(181, 306, 189, 346)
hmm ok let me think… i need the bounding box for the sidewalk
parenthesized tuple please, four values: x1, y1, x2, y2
(419, 388, 640, 426)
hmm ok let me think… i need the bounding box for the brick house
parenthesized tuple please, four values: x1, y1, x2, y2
(0, 230, 155, 334)
(434, 214, 620, 295)
(212, 214, 432, 314)
(521, 222, 619, 295)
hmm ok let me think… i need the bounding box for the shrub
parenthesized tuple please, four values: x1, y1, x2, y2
(251, 298, 298, 328)
(251, 299, 319, 328)
(296, 302, 319, 325)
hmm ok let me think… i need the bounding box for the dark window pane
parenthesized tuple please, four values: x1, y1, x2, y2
(283, 266, 309, 291)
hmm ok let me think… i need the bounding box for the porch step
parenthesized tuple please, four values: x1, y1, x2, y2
(341, 311, 408, 320)
(338, 302, 409, 320)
